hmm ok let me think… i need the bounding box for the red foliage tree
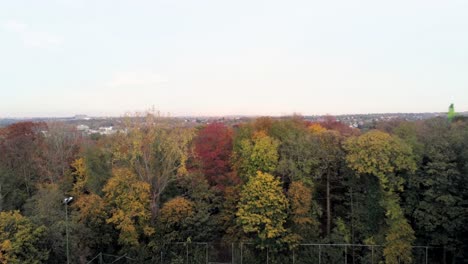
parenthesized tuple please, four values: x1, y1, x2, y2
(0, 122, 47, 167)
(0, 122, 47, 196)
(320, 115, 359, 137)
(194, 123, 238, 189)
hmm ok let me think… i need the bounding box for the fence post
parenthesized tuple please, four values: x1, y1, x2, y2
(206, 243, 209, 264)
(344, 246, 347, 264)
(99, 253, 103, 264)
(371, 246, 374, 264)
(425, 247, 428, 264)
(267, 246, 269, 264)
(319, 244, 321, 264)
(293, 248, 295, 264)
(186, 243, 189, 264)
(240, 243, 243, 264)
(232, 243, 234, 264)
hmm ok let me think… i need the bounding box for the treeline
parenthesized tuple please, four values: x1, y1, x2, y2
(0, 114, 467, 263)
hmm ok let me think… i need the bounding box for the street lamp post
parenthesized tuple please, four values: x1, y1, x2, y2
(63, 196, 73, 264)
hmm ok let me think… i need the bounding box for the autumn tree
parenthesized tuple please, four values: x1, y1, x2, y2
(23, 183, 74, 263)
(103, 168, 154, 248)
(0, 211, 48, 264)
(233, 131, 279, 181)
(287, 181, 319, 241)
(194, 123, 235, 188)
(320, 116, 359, 137)
(40, 122, 81, 183)
(1, 115, 467, 262)
(159, 196, 194, 242)
(0, 122, 46, 209)
(288, 181, 313, 226)
(344, 130, 416, 264)
(236, 172, 289, 249)
(252, 117, 274, 132)
(69, 157, 114, 261)
(308, 123, 327, 134)
(163, 172, 223, 242)
(110, 113, 192, 220)
(72, 193, 112, 261)
(269, 119, 318, 185)
(219, 186, 243, 241)
(71, 158, 87, 195)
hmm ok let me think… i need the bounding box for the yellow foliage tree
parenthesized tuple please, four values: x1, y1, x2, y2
(160, 196, 194, 225)
(0, 211, 48, 264)
(73, 193, 106, 224)
(233, 131, 279, 180)
(103, 168, 154, 247)
(308, 123, 327, 134)
(71, 157, 87, 195)
(159, 196, 194, 241)
(110, 113, 193, 220)
(236, 172, 289, 249)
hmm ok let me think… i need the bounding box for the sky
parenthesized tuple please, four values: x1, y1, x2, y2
(1, 0, 467, 117)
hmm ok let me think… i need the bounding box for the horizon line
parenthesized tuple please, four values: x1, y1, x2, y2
(1, 110, 462, 120)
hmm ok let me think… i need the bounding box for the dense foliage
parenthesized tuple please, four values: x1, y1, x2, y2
(0, 115, 467, 263)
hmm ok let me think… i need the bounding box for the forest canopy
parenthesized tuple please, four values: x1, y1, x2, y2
(0, 115, 467, 263)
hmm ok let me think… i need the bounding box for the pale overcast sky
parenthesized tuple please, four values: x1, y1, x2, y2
(1, 0, 467, 117)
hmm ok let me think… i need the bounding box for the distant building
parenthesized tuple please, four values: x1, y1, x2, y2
(76, 124, 90, 131)
(98, 126, 115, 135)
(74, 115, 91, 120)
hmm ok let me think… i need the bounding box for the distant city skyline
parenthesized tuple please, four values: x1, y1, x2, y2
(1, 0, 467, 118)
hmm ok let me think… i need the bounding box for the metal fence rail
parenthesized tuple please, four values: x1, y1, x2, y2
(86, 243, 446, 264)
(165, 243, 440, 264)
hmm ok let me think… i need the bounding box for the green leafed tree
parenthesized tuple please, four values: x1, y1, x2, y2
(233, 131, 279, 181)
(404, 118, 467, 260)
(344, 130, 416, 264)
(270, 119, 319, 185)
(313, 130, 345, 237)
(24, 183, 70, 263)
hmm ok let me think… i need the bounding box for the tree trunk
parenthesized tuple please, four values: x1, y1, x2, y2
(326, 171, 331, 237)
(443, 246, 446, 264)
(350, 186, 355, 264)
(0, 183, 3, 212)
(150, 191, 160, 223)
